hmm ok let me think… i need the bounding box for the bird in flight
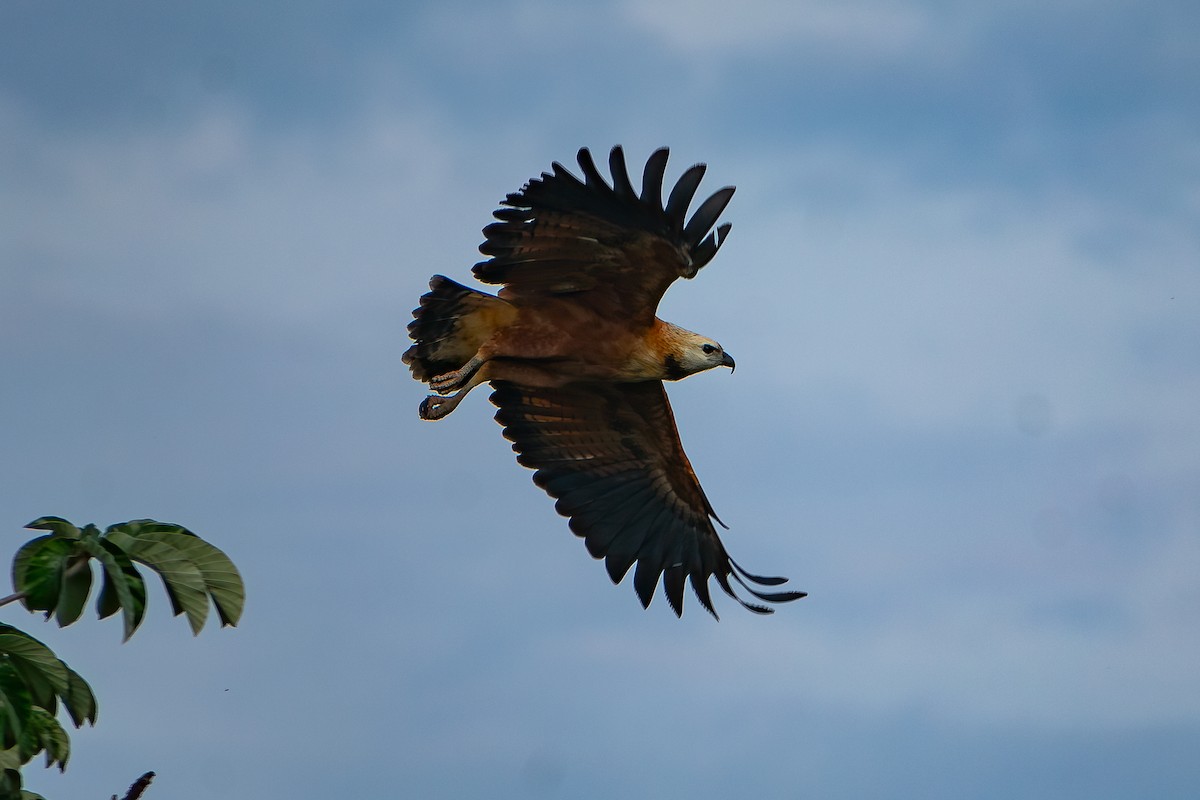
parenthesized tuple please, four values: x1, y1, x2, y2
(403, 146, 805, 617)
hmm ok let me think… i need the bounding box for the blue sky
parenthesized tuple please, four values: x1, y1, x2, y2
(2, 1, 1198, 797)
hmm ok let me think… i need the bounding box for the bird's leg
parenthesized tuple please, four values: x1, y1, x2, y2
(419, 368, 489, 421)
(428, 354, 485, 395)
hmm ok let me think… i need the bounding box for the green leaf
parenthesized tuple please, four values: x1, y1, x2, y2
(10, 537, 76, 615)
(53, 557, 93, 628)
(0, 626, 73, 747)
(22, 517, 79, 539)
(105, 529, 209, 635)
(0, 749, 22, 799)
(0, 626, 70, 701)
(161, 532, 244, 627)
(95, 569, 120, 621)
(0, 737, 53, 797)
(106, 523, 244, 630)
(81, 539, 146, 641)
(19, 707, 69, 771)
(0, 626, 94, 740)
(0, 663, 32, 751)
(61, 667, 96, 728)
(4, 663, 54, 721)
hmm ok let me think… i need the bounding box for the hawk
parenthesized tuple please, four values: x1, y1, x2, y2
(403, 146, 804, 617)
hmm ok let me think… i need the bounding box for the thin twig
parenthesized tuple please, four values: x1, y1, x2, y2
(0, 591, 26, 608)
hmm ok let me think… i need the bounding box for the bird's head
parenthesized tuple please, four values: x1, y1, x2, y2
(661, 326, 736, 380)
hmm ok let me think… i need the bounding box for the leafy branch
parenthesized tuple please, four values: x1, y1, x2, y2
(0, 518, 244, 800)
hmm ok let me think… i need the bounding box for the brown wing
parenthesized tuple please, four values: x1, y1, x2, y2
(490, 380, 806, 617)
(473, 146, 736, 327)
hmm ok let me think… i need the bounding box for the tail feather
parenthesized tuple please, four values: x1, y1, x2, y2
(403, 275, 513, 382)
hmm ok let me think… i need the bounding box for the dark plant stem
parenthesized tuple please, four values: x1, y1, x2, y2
(0, 591, 26, 608)
(113, 771, 155, 800)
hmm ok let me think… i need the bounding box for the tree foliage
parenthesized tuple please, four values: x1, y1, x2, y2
(0, 518, 244, 800)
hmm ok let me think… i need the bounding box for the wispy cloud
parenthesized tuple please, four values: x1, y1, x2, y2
(621, 0, 937, 59)
(1, 96, 472, 333)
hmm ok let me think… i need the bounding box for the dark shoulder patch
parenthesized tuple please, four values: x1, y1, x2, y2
(663, 354, 688, 381)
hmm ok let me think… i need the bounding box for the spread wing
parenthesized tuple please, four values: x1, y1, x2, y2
(473, 146, 735, 327)
(490, 380, 806, 617)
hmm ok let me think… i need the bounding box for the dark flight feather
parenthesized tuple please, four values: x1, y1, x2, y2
(608, 146, 636, 199)
(472, 146, 736, 322)
(640, 147, 670, 209)
(664, 164, 707, 232)
(491, 380, 805, 618)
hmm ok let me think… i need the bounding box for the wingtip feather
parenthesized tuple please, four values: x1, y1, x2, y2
(640, 147, 670, 208)
(608, 145, 635, 199)
(664, 163, 707, 232)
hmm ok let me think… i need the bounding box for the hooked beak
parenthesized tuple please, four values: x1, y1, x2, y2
(721, 351, 736, 373)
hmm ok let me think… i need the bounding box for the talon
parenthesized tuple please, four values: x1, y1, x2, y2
(429, 370, 463, 394)
(416, 357, 487, 421)
(419, 395, 451, 420)
(429, 355, 484, 396)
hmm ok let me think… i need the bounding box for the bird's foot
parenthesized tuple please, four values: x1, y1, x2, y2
(418, 394, 458, 421)
(419, 360, 488, 421)
(428, 372, 463, 395)
(429, 356, 483, 395)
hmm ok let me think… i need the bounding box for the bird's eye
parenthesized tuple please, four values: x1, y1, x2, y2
(701, 344, 717, 355)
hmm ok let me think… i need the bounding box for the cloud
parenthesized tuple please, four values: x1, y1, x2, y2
(620, 0, 936, 59)
(674, 139, 1200, 438)
(1, 94, 472, 338)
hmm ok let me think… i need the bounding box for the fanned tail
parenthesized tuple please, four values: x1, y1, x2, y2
(402, 275, 514, 383)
